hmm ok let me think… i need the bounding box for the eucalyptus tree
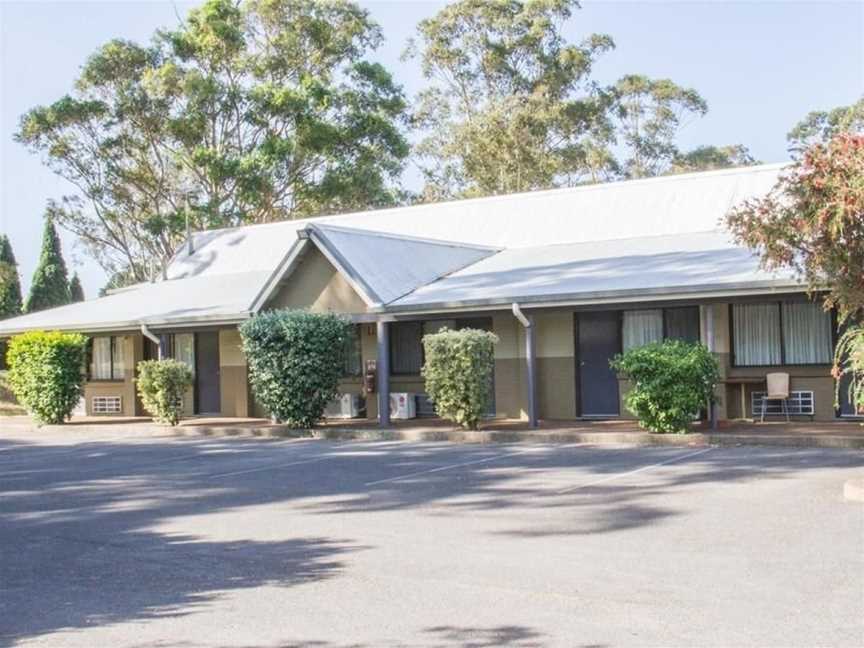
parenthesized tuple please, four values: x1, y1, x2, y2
(17, 0, 408, 284)
(408, 0, 617, 199)
(409, 0, 754, 198)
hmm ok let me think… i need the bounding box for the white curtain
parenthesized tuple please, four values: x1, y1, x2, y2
(91, 337, 112, 380)
(733, 304, 781, 365)
(173, 333, 196, 374)
(622, 310, 663, 351)
(783, 302, 832, 364)
(111, 337, 126, 380)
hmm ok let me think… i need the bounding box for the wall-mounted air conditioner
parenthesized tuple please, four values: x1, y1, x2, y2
(91, 395, 122, 415)
(324, 393, 365, 419)
(390, 392, 417, 419)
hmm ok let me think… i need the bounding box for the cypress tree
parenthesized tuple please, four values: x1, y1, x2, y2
(0, 234, 23, 318)
(68, 273, 85, 303)
(25, 219, 71, 313)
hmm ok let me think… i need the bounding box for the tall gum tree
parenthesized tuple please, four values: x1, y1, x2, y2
(16, 0, 409, 286)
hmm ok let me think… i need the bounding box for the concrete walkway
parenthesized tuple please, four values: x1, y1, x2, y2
(3, 415, 864, 448)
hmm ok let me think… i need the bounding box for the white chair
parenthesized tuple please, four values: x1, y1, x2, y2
(761, 372, 790, 423)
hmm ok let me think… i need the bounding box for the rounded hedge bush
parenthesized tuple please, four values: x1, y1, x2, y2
(239, 310, 351, 428)
(6, 330, 88, 424)
(136, 359, 194, 426)
(611, 340, 719, 434)
(422, 327, 498, 430)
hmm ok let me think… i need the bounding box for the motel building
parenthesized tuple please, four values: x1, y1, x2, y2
(0, 164, 857, 425)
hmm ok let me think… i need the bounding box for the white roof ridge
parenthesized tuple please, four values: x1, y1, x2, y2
(184, 163, 788, 240)
(307, 222, 501, 252)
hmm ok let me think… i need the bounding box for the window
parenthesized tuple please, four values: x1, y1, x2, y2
(622, 306, 702, 352)
(173, 333, 196, 373)
(782, 302, 833, 364)
(343, 326, 362, 377)
(622, 310, 663, 351)
(664, 307, 700, 343)
(732, 302, 832, 366)
(388, 319, 495, 375)
(90, 336, 126, 380)
(390, 322, 423, 375)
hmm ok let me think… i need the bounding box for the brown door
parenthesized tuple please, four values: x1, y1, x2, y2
(195, 332, 221, 414)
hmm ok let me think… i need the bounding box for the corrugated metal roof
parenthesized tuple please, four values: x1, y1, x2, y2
(0, 271, 267, 335)
(166, 163, 784, 280)
(305, 224, 498, 306)
(389, 231, 800, 311)
(0, 163, 797, 334)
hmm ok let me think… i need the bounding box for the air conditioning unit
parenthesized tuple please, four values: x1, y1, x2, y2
(324, 393, 365, 419)
(389, 392, 417, 419)
(91, 395, 122, 415)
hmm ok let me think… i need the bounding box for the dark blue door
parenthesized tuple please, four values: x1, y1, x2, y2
(577, 312, 620, 417)
(195, 332, 221, 414)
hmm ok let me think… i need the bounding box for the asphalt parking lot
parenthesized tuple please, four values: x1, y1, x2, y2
(1, 432, 862, 648)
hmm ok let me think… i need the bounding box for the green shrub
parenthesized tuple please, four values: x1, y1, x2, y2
(834, 324, 864, 415)
(611, 340, 719, 434)
(6, 330, 87, 424)
(422, 327, 498, 430)
(136, 359, 194, 426)
(239, 310, 351, 428)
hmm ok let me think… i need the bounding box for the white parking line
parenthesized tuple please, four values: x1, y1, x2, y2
(205, 456, 328, 479)
(555, 447, 714, 494)
(364, 447, 546, 487)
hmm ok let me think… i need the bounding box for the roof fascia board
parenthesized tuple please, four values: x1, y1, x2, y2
(380, 281, 805, 317)
(304, 225, 383, 308)
(249, 238, 311, 313)
(0, 314, 250, 338)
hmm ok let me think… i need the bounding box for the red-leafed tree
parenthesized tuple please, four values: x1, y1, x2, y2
(726, 131, 864, 413)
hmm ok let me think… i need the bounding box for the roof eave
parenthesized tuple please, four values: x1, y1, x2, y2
(0, 313, 252, 338)
(379, 280, 807, 316)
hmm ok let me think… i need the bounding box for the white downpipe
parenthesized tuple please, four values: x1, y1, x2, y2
(140, 324, 162, 359)
(511, 302, 531, 328)
(511, 303, 538, 428)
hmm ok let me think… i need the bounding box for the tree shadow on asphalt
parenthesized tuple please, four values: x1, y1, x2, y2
(308, 444, 863, 538)
(127, 623, 551, 647)
(0, 437, 361, 647)
(0, 436, 861, 645)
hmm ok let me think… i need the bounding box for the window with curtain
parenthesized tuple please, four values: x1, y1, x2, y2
(732, 301, 834, 366)
(622, 310, 663, 351)
(732, 303, 783, 366)
(173, 333, 196, 374)
(782, 302, 833, 364)
(390, 322, 423, 375)
(342, 326, 362, 377)
(90, 336, 125, 380)
(664, 307, 700, 343)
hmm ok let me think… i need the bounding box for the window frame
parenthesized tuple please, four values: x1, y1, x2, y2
(730, 301, 835, 368)
(342, 325, 363, 378)
(88, 335, 125, 382)
(389, 321, 424, 376)
(388, 317, 495, 377)
(621, 306, 701, 352)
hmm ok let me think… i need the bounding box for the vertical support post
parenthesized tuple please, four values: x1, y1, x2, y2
(704, 304, 718, 430)
(377, 319, 390, 428)
(158, 334, 169, 361)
